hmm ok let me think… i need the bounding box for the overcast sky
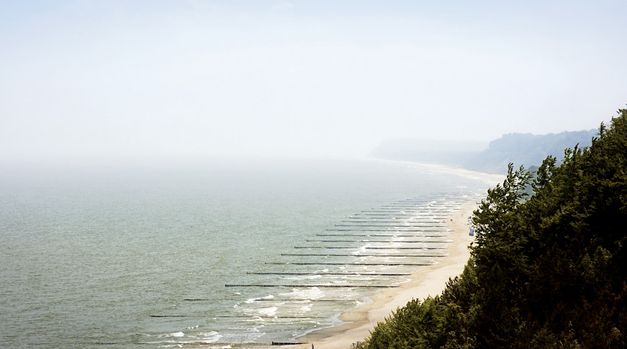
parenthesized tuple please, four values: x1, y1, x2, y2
(1, 0, 626, 163)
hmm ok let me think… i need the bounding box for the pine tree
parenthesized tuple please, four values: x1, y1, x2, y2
(362, 109, 627, 348)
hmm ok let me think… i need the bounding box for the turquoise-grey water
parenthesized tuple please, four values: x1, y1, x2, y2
(0, 159, 491, 348)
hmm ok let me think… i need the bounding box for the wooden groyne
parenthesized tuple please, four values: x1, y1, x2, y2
(280, 253, 446, 258)
(293, 246, 445, 250)
(247, 272, 411, 276)
(319, 232, 447, 236)
(335, 224, 445, 228)
(264, 262, 433, 266)
(225, 284, 400, 288)
(325, 228, 446, 232)
(305, 239, 451, 243)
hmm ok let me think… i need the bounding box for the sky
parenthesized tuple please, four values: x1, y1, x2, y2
(1, 0, 626, 163)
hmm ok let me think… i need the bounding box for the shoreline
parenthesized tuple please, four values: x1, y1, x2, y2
(294, 200, 479, 349)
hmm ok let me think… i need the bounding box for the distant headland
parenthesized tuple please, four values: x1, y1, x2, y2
(372, 129, 597, 174)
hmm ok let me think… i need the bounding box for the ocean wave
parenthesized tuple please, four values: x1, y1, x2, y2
(245, 294, 275, 304)
(257, 306, 278, 317)
(159, 331, 185, 338)
(197, 331, 222, 343)
(279, 287, 324, 300)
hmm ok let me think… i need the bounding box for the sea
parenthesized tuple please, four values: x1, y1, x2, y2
(0, 158, 494, 348)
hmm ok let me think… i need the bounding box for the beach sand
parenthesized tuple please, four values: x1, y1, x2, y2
(288, 200, 478, 349)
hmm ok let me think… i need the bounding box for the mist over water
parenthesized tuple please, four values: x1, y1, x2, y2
(1, 1, 624, 348)
(0, 158, 491, 347)
(1, 1, 624, 164)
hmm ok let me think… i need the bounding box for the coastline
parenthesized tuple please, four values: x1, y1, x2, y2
(293, 200, 479, 349)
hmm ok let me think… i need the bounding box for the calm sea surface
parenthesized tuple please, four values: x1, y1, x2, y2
(0, 158, 491, 348)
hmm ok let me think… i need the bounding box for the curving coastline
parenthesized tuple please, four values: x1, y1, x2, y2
(294, 200, 479, 349)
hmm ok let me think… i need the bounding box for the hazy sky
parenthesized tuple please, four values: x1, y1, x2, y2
(1, 0, 626, 163)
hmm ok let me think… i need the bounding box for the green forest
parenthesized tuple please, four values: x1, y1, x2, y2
(361, 110, 626, 348)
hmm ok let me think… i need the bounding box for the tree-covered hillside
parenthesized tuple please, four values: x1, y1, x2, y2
(463, 130, 597, 173)
(361, 110, 626, 348)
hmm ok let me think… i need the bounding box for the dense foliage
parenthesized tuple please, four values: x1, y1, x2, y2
(362, 110, 626, 348)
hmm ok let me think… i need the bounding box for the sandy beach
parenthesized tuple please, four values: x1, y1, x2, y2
(290, 200, 479, 349)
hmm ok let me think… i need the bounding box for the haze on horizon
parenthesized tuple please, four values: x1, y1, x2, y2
(1, 0, 626, 165)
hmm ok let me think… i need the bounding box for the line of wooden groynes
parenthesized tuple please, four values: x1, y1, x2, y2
(224, 284, 400, 288)
(264, 262, 432, 266)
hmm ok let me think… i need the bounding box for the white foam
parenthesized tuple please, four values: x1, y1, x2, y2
(198, 331, 222, 343)
(245, 294, 274, 304)
(251, 324, 264, 332)
(258, 306, 278, 317)
(156, 331, 185, 339)
(280, 287, 324, 300)
(154, 331, 222, 346)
